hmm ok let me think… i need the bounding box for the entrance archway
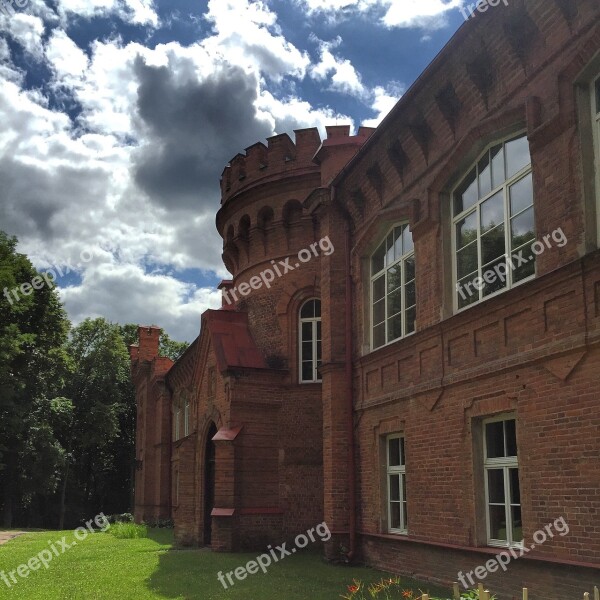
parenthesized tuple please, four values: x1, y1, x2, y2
(204, 423, 218, 546)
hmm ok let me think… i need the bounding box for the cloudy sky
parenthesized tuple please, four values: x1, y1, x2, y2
(1, 0, 467, 342)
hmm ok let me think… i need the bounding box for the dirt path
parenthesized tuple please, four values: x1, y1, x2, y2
(0, 532, 26, 545)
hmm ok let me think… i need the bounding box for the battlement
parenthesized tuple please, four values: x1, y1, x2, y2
(220, 126, 375, 204)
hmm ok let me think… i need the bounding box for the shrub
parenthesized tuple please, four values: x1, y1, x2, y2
(108, 522, 148, 539)
(142, 518, 174, 529)
(105, 513, 134, 524)
(341, 579, 494, 600)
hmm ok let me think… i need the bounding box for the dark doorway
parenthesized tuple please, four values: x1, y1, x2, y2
(204, 423, 217, 546)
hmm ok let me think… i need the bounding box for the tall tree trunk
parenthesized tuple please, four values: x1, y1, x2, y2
(58, 457, 70, 530)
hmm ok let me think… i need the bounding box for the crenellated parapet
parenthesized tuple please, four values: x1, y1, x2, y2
(220, 126, 376, 207)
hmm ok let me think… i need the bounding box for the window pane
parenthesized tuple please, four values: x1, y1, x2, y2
(373, 276, 385, 303)
(505, 419, 517, 457)
(316, 340, 321, 361)
(491, 143, 505, 189)
(372, 241, 386, 274)
(373, 299, 385, 326)
(387, 288, 402, 317)
(373, 323, 385, 349)
(314, 300, 321, 318)
(457, 241, 478, 280)
(400, 438, 405, 466)
(404, 256, 415, 283)
(511, 207, 535, 249)
(302, 341, 313, 361)
(388, 438, 401, 466)
(487, 469, 505, 504)
(482, 257, 508, 298)
(481, 190, 504, 234)
(405, 306, 416, 335)
(489, 504, 508, 541)
(393, 227, 403, 261)
(486, 421, 505, 458)
(512, 243, 536, 283)
(455, 168, 478, 214)
(478, 151, 492, 197)
(387, 314, 402, 342)
(402, 226, 414, 255)
(505, 135, 530, 179)
(510, 468, 520, 504)
(387, 266, 402, 293)
(386, 232, 395, 266)
(595, 77, 600, 115)
(301, 300, 315, 319)
(390, 502, 401, 530)
(457, 274, 479, 309)
(510, 172, 533, 216)
(482, 224, 506, 266)
(389, 474, 400, 501)
(511, 505, 523, 543)
(316, 320, 321, 341)
(456, 211, 478, 249)
(405, 281, 416, 309)
(302, 321, 313, 341)
(302, 362, 313, 381)
(402, 502, 408, 529)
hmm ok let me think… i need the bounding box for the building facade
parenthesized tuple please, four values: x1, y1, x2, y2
(130, 1, 600, 597)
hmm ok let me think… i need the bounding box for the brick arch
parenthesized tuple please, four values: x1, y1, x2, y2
(282, 199, 303, 227)
(276, 278, 320, 384)
(431, 104, 527, 196)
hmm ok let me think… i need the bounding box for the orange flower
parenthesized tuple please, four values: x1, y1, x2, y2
(402, 591, 414, 598)
(348, 585, 359, 593)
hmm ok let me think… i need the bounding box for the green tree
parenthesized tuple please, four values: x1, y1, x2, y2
(0, 231, 72, 527)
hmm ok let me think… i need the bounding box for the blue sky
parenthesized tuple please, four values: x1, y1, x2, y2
(0, 0, 467, 341)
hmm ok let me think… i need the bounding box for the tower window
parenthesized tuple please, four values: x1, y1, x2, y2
(299, 299, 321, 383)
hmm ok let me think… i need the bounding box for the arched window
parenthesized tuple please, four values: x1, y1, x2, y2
(453, 133, 534, 311)
(371, 224, 415, 350)
(299, 299, 321, 383)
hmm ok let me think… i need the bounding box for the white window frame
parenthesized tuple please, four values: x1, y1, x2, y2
(593, 74, 600, 236)
(174, 406, 180, 441)
(299, 299, 322, 383)
(184, 400, 190, 437)
(483, 415, 522, 549)
(386, 434, 408, 535)
(452, 132, 535, 313)
(370, 224, 416, 351)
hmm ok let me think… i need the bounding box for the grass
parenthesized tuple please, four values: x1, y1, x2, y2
(107, 522, 148, 539)
(0, 528, 451, 599)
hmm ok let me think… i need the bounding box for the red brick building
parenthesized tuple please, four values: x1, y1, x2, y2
(130, 1, 600, 597)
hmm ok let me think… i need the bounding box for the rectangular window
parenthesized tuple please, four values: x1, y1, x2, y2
(184, 401, 190, 437)
(387, 435, 408, 534)
(174, 407, 180, 441)
(483, 417, 522, 548)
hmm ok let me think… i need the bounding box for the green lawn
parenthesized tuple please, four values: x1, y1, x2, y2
(0, 528, 450, 599)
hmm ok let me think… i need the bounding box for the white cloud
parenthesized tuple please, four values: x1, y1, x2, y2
(363, 84, 401, 127)
(0, 13, 46, 57)
(309, 36, 366, 97)
(56, 0, 159, 27)
(0, 1, 357, 341)
(297, 0, 464, 29)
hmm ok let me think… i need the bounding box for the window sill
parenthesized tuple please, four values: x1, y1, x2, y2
(360, 531, 600, 570)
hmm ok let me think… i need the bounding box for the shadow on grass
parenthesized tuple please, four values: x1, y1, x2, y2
(146, 536, 452, 600)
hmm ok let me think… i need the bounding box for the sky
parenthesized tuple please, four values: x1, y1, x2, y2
(0, 0, 468, 342)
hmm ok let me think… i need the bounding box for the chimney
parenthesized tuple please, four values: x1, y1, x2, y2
(137, 326, 161, 362)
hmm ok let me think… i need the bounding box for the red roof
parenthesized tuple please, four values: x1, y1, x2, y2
(204, 310, 267, 372)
